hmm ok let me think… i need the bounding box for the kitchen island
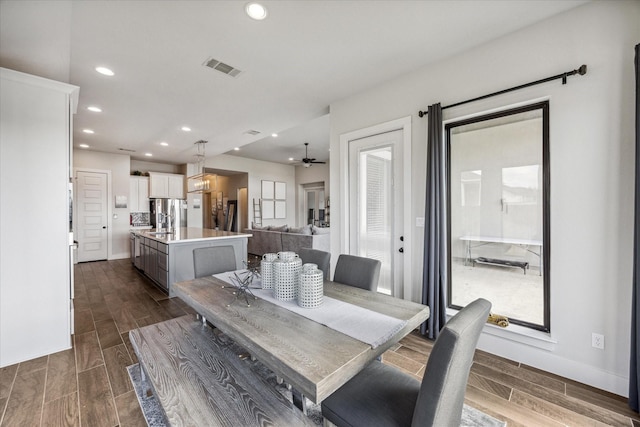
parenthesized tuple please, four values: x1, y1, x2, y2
(130, 227, 252, 297)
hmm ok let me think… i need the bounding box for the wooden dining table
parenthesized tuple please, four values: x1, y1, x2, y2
(172, 274, 430, 410)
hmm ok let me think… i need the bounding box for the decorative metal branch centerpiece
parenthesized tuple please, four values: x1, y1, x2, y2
(223, 261, 261, 307)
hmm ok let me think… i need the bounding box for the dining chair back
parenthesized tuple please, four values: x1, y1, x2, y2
(332, 254, 381, 291)
(411, 297, 491, 425)
(193, 246, 237, 278)
(298, 248, 331, 280)
(321, 298, 491, 427)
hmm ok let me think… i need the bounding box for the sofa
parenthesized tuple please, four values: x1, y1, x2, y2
(245, 224, 330, 256)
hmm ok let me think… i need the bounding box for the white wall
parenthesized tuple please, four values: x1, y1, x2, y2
(329, 1, 639, 395)
(205, 154, 296, 228)
(74, 150, 131, 259)
(131, 159, 181, 174)
(1, 68, 76, 366)
(226, 173, 249, 203)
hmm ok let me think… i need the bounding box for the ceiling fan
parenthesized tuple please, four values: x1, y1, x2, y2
(298, 142, 326, 168)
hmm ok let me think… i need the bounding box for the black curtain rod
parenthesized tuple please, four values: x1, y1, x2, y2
(417, 64, 587, 117)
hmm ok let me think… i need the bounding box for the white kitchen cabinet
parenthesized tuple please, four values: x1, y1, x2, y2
(129, 176, 150, 211)
(0, 68, 78, 367)
(149, 172, 184, 199)
(149, 173, 168, 198)
(168, 174, 184, 198)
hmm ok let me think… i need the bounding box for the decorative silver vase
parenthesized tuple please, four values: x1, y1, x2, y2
(273, 253, 301, 301)
(260, 253, 278, 289)
(298, 264, 324, 308)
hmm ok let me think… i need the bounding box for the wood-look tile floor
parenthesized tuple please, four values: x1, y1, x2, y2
(0, 259, 637, 426)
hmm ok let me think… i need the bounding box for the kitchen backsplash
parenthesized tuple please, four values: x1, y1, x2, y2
(131, 212, 150, 226)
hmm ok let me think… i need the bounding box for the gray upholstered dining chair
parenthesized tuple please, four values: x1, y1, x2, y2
(193, 246, 237, 278)
(321, 298, 491, 427)
(332, 254, 381, 291)
(298, 248, 331, 280)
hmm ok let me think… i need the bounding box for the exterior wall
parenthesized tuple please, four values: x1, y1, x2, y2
(329, 1, 640, 395)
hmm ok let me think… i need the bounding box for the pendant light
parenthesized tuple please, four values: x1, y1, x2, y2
(193, 140, 209, 191)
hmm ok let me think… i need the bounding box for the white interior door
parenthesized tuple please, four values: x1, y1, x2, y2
(348, 129, 404, 295)
(76, 170, 108, 262)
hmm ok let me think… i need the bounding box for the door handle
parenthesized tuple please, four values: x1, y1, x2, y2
(399, 247, 404, 253)
(102, 226, 107, 229)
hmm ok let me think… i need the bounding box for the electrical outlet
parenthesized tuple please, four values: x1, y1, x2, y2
(416, 217, 425, 227)
(592, 333, 605, 350)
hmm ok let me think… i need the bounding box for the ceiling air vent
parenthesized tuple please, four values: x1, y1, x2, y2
(118, 148, 136, 152)
(244, 130, 261, 136)
(203, 57, 242, 78)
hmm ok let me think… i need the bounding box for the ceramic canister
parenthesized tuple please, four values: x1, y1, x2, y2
(298, 265, 324, 308)
(302, 263, 318, 273)
(261, 252, 278, 289)
(277, 251, 297, 262)
(273, 254, 301, 301)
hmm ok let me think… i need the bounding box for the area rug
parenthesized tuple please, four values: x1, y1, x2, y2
(127, 361, 505, 427)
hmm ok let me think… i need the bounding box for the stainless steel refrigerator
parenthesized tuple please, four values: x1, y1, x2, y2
(150, 199, 187, 230)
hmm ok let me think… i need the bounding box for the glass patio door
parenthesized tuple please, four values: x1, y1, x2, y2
(349, 130, 403, 295)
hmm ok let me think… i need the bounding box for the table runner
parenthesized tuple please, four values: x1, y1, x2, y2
(213, 271, 407, 349)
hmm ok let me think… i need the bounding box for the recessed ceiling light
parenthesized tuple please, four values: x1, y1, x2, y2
(288, 157, 294, 161)
(87, 106, 102, 113)
(160, 142, 169, 146)
(95, 66, 114, 76)
(79, 144, 89, 148)
(181, 126, 191, 132)
(234, 147, 240, 151)
(82, 129, 94, 134)
(145, 153, 153, 157)
(271, 133, 278, 138)
(246, 2, 267, 20)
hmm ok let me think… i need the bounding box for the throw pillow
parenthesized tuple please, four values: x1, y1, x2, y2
(312, 225, 330, 235)
(288, 224, 312, 235)
(270, 224, 289, 232)
(251, 222, 267, 230)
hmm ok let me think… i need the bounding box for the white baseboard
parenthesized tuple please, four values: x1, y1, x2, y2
(109, 252, 130, 260)
(478, 333, 628, 397)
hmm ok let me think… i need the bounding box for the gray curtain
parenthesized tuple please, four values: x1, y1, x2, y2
(630, 43, 640, 412)
(421, 103, 447, 339)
